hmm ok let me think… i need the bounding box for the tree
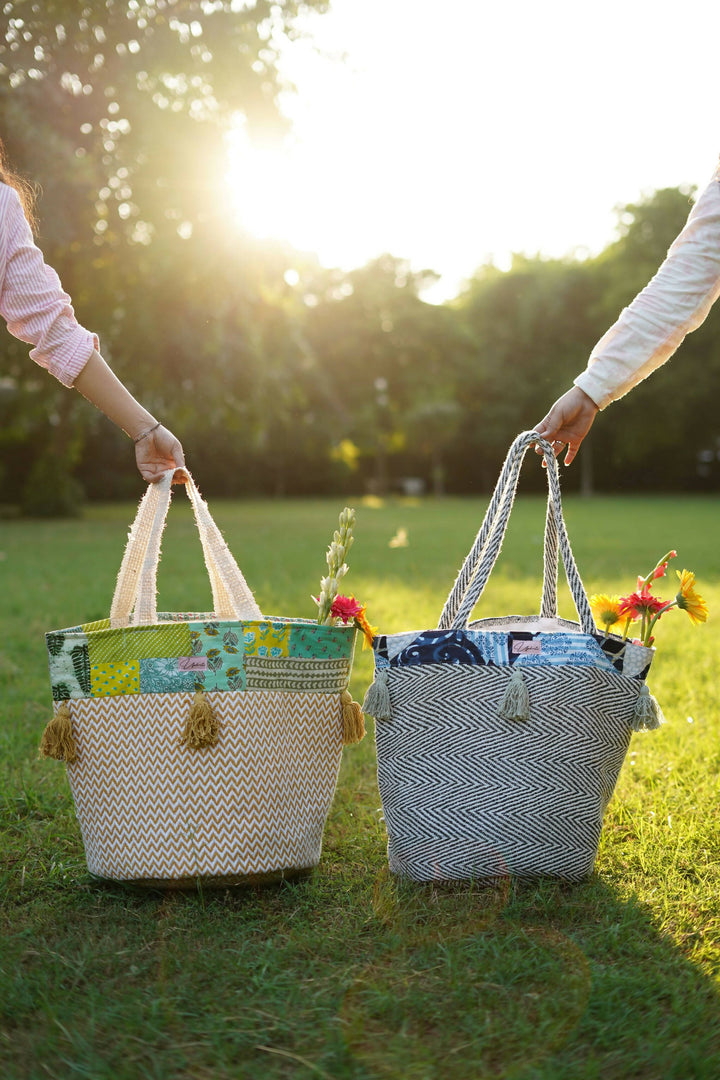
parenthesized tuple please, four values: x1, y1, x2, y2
(0, 1, 328, 241)
(303, 256, 469, 495)
(0, 0, 328, 509)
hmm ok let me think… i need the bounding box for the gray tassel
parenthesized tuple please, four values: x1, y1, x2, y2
(362, 668, 392, 721)
(631, 684, 665, 732)
(498, 667, 530, 722)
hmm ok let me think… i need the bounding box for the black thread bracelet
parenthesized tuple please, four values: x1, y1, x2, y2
(133, 421, 161, 443)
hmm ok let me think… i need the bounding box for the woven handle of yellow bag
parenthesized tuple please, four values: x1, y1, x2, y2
(110, 468, 262, 627)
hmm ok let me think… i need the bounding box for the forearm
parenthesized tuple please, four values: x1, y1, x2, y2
(72, 349, 157, 440)
(576, 172, 720, 409)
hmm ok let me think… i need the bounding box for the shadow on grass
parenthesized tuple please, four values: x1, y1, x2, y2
(340, 870, 720, 1079)
(1, 866, 719, 1079)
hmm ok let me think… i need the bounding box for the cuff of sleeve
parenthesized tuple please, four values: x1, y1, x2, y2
(48, 332, 99, 388)
(573, 372, 612, 411)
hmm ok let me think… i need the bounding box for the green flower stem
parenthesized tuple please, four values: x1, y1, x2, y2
(640, 550, 677, 590)
(644, 600, 678, 645)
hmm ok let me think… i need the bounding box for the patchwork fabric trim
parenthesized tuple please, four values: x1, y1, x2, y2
(47, 616, 356, 701)
(245, 655, 351, 693)
(90, 660, 140, 698)
(47, 630, 92, 701)
(242, 621, 290, 658)
(87, 622, 192, 665)
(289, 624, 356, 659)
(374, 626, 652, 681)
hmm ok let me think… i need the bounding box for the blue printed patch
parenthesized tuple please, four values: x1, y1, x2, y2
(391, 630, 501, 667)
(376, 628, 619, 674)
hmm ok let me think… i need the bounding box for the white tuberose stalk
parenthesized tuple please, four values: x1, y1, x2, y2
(316, 507, 356, 625)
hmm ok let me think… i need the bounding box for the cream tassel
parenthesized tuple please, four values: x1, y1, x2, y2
(498, 668, 530, 722)
(631, 684, 665, 732)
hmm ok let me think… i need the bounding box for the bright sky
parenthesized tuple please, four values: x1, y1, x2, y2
(226, 0, 720, 301)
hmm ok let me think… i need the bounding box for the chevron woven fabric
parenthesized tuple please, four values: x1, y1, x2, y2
(375, 663, 637, 881)
(62, 690, 344, 882)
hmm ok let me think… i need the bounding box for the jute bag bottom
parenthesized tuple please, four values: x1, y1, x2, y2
(89, 868, 315, 891)
(63, 689, 344, 886)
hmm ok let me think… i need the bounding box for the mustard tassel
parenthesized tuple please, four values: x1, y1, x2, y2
(341, 690, 366, 744)
(39, 701, 78, 763)
(498, 667, 530, 722)
(631, 684, 665, 732)
(362, 668, 392, 721)
(180, 690, 220, 749)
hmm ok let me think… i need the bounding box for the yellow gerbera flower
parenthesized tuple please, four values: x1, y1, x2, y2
(675, 570, 709, 626)
(589, 593, 628, 633)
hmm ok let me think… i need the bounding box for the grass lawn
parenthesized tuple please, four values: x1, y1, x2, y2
(1, 489, 720, 1078)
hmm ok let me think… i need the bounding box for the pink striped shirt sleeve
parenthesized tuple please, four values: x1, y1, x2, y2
(0, 183, 98, 387)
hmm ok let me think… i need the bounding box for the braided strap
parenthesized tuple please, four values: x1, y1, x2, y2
(438, 432, 594, 634)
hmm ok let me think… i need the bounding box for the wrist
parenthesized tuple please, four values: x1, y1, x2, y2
(133, 420, 161, 444)
(124, 412, 158, 441)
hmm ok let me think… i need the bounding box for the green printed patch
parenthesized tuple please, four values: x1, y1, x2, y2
(86, 621, 192, 666)
(81, 618, 111, 634)
(290, 623, 355, 660)
(193, 660, 246, 693)
(188, 621, 247, 691)
(46, 631, 92, 700)
(244, 654, 350, 693)
(90, 661, 140, 697)
(139, 657, 198, 694)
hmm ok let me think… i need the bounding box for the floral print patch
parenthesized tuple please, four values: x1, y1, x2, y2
(188, 621, 247, 691)
(242, 621, 290, 658)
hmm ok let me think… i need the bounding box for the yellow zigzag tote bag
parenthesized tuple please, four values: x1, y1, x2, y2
(41, 468, 360, 887)
(362, 432, 663, 882)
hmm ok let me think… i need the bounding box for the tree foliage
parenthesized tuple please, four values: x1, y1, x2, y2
(0, 11, 718, 510)
(0, 1, 327, 238)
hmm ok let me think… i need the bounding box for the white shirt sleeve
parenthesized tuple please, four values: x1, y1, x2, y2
(574, 167, 720, 410)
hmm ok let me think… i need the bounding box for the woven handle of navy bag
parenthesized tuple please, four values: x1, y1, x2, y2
(438, 431, 554, 627)
(438, 432, 594, 634)
(110, 468, 262, 628)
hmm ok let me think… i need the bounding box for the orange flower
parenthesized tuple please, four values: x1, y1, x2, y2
(675, 570, 709, 626)
(355, 608, 378, 649)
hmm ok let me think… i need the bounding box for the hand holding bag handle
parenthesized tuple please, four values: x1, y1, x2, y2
(110, 468, 262, 628)
(438, 432, 594, 634)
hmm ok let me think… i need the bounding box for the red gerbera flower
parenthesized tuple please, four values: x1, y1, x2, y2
(330, 595, 364, 623)
(618, 588, 667, 622)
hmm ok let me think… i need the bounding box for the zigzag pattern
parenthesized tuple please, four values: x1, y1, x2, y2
(63, 691, 344, 882)
(375, 663, 635, 881)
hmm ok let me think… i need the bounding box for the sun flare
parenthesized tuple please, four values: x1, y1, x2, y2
(224, 115, 374, 269)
